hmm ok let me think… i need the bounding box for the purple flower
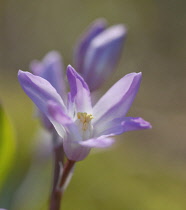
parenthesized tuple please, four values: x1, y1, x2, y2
(18, 65, 151, 161)
(30, 51, 66, 130)
(28, 19, 126, 130)
(74, 19, 127, 91)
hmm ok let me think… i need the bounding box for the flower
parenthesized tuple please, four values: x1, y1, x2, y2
(74, 19, 127, 91)
(18, 65, 151, 161)
(29, 20, 126, 129)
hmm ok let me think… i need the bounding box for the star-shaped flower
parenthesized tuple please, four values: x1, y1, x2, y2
(18, 65, 151, 161)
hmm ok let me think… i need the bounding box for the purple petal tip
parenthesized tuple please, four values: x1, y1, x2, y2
(93, 18, 107, 25)
(132, 118, 152, 129)
(67, 64, 73, 70)
(18, 70, 28, 80)
(122, 117, 152, 129)
(18, 69, 24, 75)
(67, 65, 76, 78)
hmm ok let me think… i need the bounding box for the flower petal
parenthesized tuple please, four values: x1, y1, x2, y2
(30, 51, 66, 102)
(77, 135, 115, 148)
(63, 135, 114, 161)
(121, 117, 152, 131)
(93, 72, 142, 136)
(47, 100, 84, 141)
(18, 70, 66, 118)
(74, 18, 107, 75)
(82, 24, 127, 91)
(63, 138, 90, 161)
(47, 101, 73, 125)
(63, 127, 89, 161)
(96, 117, 152, 136)
(67, 65, 92, 114)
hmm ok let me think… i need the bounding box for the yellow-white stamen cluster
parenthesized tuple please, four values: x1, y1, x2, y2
(77, 112, 94, 131)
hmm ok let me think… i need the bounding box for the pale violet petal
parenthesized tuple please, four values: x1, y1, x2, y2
(47, 101, 73, 125)
(63, 135, 114, 161)
(93, 72, 142, 136)
(63, 133, 89, 161)
(30, 51, 66, 102)
(18, 70, 66, 120)
(47, 101, 81, 139)
(67, 65, 92, 114)
(96, 117, 152, 136)
(121, 117, 152, 131)
(77, 136, 115, 148)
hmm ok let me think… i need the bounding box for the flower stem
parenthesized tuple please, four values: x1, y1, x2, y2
(59, 159, 75, 189)
(52, 143, 64, 194)
(49, 159, 75, 210)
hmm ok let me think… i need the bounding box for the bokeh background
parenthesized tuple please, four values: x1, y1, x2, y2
(0, 0, 186, 209)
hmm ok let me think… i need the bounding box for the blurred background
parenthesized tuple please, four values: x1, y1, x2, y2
(0, 0, 186, 209)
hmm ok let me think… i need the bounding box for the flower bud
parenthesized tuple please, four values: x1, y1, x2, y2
(30, 51, 66, 130)
(74, 19, 127, 91)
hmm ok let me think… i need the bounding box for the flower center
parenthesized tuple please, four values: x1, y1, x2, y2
(77, 112, 94, 131)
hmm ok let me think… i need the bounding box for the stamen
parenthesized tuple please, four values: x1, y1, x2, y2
(77, 112, 94, 131)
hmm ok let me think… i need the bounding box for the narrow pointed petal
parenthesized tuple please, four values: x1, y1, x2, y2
(63, 135, 114, 161)
(63, 140, 91, 162)
(18, 70, 66, 118)
(67, 65, 92, 114)
(82, 25, 127, 91)
(63, 127, 90, 161)
(74, 19, 107, 74)
(30, 51, 66, 102)
(121, 117, 152, 131)
(78, 136, 114, 148)
(96, 117, 152, 136)
(47, 101, 80, 138)
(47, 101, 73, 125)
(30, 51, 66, 130)
(93, 72, 142, 136)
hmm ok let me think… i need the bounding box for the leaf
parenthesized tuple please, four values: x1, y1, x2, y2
(0, 103, 16, 190)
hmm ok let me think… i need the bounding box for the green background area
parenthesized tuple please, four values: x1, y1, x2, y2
(0, 0, 186, 209)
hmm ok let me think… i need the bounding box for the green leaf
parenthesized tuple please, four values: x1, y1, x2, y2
(0, 103, 16, 190)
